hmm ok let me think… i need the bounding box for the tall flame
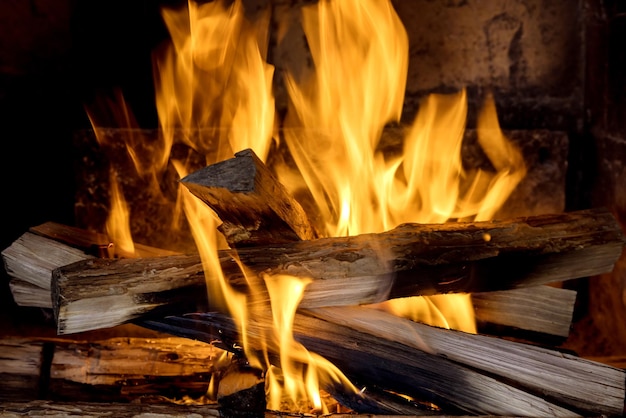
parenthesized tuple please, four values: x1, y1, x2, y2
(87, 0, 527, 412)
(282, 0, 408, 237)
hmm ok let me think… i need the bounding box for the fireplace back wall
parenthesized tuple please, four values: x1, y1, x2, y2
(0, 0, 624, 360)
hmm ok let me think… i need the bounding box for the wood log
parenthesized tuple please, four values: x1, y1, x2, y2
(2, 223, 179, 308)
(181, 148, 319, 247)
(52, 208, 624, 334)
(0, 336, 428, 415)
(8, 279, 53, 308)
(0, 401, 222, 417)
(0, 338, 44, 401)
(30, 222, 113, 258)
(1, 224, 577, 338)
(185, 147, 576, 341)
(3, 231, 95, 291)
(0, 336, 222, 403)
(471, 285, 577, 338)
(142, 307, 625, 417)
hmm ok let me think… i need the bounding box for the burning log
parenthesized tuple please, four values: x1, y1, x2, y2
(142, 307, 625, 417)
(0, 400, 443, 418)
(0, 225, 578, 338)
(1, 226, 578, 353)
(181, 148, 319, 247)
(51, 208, 624, 334)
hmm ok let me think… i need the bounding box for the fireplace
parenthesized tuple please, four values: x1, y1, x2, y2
(1, 0, 625, 416)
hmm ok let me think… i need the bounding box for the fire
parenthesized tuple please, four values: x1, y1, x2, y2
(86, 0, 526, 412)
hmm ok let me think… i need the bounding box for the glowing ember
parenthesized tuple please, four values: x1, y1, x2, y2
(85, 0, 526, 412)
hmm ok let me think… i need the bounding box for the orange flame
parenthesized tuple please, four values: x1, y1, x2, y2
(87, 0, 526, 412)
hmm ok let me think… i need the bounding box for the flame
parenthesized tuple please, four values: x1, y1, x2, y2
(87, 0, 527, 412)
(155, 0, 275, 163)
(281, 0, 408, 237)
(104, 172, 135, 257)
(264, 274, 357, 413)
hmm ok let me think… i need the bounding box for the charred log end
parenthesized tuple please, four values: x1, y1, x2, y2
(217, 365, 266, 418)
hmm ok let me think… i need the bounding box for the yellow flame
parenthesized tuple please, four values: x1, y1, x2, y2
(104, 170, 135, 257)
(264, 274, 357, 413)
(155, 0, 275, 164)
(88, 0, 527, 412)
(282, 0, 408, 237)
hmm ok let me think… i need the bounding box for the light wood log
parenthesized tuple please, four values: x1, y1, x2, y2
(2, 223, 179, 308)
(3, 232, 94, 291)
(8, 279, 52, 308)
(52, 208, 624, 334)
(141, 313, 571, 416)
(2, 225, 577, 337)
(471, 285, 577, 338)
(142, 306, 625, 417)
(30, 222, 113, 258)
(0, 336, 222, 403)
(181, 148, 319, 247)
(0, 336, 429, 415)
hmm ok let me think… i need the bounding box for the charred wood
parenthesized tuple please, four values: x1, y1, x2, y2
(181, 148, 319, 247)
(142, 306, 625, 417)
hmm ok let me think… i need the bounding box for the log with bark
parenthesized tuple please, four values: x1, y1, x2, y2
(51, 208, 624, 334)
(181, 148, 319, 247)
(181, 148, 577, 340)
(2, 222, 578, 339)
(0, 335, 427, 415)
(0, 335, 221, 403)
(141, 306, 626, 417)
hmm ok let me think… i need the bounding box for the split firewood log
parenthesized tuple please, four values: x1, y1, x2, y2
(51, 208, 624, 334)
(0, 336, 221, 403)
(1, 225, 578, 338)
(181, 148, 319, 247)
(141, 306, 625, 417)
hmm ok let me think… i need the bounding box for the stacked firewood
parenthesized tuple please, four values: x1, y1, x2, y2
(2, 146, 626, 416)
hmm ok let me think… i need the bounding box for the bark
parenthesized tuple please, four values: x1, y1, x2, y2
(0, 336, 220, 403)
(52, 208, 624, 334)
(181, 148, 319, 247)
(142, 306, 625, 416)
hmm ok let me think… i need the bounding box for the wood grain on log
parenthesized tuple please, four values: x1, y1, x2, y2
(52, 208, 624, 334)
(8, 279, 52, 308)
(471, 285, 577, 338)
(0, 336, 222, 403)
(2, 224, 178, 308)
(30, 222, 113, 258)
(181, 148, 318, 247)
(0, 401, 222, 417)
(143, 307, 625, 416)
(3, 232, 94, 291)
